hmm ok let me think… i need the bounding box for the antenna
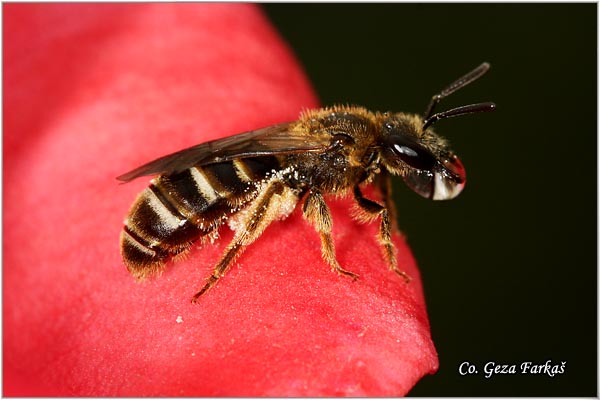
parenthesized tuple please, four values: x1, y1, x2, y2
(423, 62, 492, 122)
(422, 102, 496, 131)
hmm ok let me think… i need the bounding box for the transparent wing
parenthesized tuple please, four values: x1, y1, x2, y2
(117, 122, 332, 182)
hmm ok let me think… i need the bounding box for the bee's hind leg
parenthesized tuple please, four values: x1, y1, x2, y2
(192, 180, 296, 302)
(303, 189, 359, 280)
(191, 242, 243, 302)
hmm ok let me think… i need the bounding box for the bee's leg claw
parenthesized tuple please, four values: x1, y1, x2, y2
(393, 268, 411, 283)
(333, 265, 359, 281)
(191, 275, 219, 303)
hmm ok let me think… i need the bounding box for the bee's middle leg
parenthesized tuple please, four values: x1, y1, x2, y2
(303, 189, 359, 280)
(353, 186, 411, 283)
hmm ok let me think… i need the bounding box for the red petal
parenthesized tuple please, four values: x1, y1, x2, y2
(4, 4, 438, 396)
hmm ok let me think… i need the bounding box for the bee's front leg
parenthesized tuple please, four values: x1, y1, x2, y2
(303, 189, 359, 280)
(352, 186, 411, 283)
(374, 170, 399, 233)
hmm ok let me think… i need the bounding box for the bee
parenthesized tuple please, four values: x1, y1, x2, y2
(118, 62, 495, 302)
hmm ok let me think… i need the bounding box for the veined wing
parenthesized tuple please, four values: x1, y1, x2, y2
(117, 122, 332, 182)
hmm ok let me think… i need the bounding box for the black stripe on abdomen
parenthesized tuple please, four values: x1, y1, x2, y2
(124, 186, 201, 248)
(121, 155, 283, 275)
(234, 156, 280, 181)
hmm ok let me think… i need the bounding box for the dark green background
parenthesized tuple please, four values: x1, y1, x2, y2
(264, 4, 596, 396)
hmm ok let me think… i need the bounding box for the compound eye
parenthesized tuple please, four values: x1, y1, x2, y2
(389, 136, 437, 171)
(385, 134, 466, 200)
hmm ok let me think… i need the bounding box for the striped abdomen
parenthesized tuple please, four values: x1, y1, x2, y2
(120, 156, 281, 280)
